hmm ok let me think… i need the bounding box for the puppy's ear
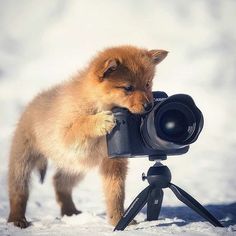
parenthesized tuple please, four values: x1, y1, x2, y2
(97, 58, 120, 79)
(148, 50, 168, 65)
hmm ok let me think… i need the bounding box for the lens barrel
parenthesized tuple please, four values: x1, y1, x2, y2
(141, 94, 203, 150)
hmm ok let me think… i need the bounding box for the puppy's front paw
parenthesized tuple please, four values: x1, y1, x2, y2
(95, 111, 116, 136)
(108, 212, 123, 226)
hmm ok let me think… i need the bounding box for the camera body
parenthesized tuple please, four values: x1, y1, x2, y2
(106, 91, 203, 159)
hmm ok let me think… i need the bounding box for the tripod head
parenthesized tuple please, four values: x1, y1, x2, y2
(142, 161, 171, 188)
(148, 163, 171, 188)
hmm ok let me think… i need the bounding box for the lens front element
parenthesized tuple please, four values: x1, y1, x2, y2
(155, 102, 196, 144)
(160, 110, 188, 138)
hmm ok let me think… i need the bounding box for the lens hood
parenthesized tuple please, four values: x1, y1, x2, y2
(141, 94, 204, 150)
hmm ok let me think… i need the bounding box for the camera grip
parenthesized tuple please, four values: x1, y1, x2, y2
(106, 108, 131, 158)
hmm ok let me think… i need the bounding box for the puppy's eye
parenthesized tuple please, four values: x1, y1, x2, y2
(124, 85, 134, 92)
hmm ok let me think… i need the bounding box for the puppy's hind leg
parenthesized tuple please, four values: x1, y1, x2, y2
(53, 170, 84, 216)
(8, 134, 38, 228)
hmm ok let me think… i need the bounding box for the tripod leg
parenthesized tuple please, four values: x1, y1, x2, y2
(114, 186, 151, 231)
(147, 188, 163, 221)
(169, 183, 223, 227)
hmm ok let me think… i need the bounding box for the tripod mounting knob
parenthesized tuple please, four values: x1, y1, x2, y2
(142, 173, 147, 181)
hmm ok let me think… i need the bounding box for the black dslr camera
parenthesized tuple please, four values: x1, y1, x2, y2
(107, 93, 224, 230)
(106, 91, 204, 160)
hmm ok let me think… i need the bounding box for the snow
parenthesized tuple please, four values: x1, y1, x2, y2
(0, 1, 236, 235)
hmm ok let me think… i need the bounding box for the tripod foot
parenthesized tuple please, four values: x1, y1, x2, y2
(169, 183, 224, 227)
(114, 186, 151, 231)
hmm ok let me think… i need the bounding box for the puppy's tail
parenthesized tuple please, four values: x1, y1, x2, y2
(35, 156, 48, 184)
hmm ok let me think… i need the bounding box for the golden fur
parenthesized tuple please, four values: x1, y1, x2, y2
(7, 45, 168, 228)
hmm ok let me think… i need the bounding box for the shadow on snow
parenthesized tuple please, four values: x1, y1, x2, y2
(140, 202, 236, 227)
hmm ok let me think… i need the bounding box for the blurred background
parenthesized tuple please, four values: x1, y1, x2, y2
(0, 0, 235, 225)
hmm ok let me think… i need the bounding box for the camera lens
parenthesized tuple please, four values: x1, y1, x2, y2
(141, 94, 203, 150)
(160, 110, 188, 138)
(154, 103, 196, 144)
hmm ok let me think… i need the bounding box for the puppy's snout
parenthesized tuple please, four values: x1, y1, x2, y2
(143, 102, 153, 112)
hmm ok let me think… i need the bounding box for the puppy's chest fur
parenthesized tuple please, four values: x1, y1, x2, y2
(54, 136, 106, 173)
(61, 116, 108, 173)
(35, 120, 107, 174)
(29, 88, 108, 174)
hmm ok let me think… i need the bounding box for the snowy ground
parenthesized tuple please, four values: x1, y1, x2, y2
(0, 1, 236, 235)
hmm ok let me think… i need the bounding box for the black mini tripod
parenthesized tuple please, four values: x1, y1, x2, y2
(114, 156, 224, 231)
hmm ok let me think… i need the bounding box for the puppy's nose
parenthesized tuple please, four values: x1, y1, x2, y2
(143, 102, 153, 112)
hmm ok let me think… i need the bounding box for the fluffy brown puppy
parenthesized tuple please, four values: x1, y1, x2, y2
(7, 45, 168, 228)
